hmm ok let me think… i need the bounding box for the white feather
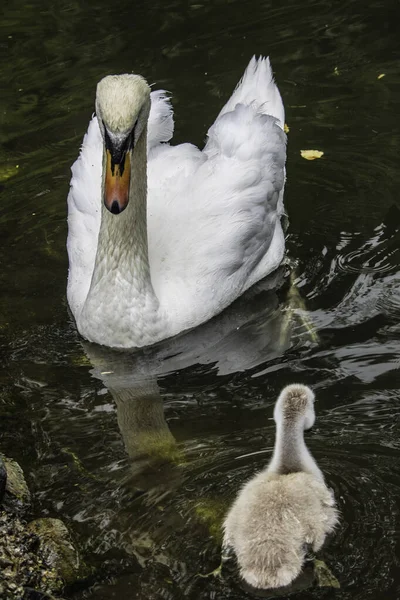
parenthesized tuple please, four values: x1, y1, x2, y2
(147, 89, 174, 148)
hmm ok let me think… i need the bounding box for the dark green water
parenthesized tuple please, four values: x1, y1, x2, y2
(1, 0, 400, 598)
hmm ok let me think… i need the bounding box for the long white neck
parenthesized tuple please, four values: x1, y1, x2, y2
(78, 126, 164, 348)
(267, 419, 323, 481)
(95, 126, 152, 290)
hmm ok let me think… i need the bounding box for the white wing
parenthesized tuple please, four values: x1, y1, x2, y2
(147, 57, 286, 328)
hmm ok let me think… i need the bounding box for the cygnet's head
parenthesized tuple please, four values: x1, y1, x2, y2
(273, 384, 316, 430)
(95, 74, 151, 215)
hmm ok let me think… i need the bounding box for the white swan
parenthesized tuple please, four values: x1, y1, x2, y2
(67, 56, 287, 348)
(223, 384, 338, 589)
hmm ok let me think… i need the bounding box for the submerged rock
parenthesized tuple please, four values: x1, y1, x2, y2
(27, 518, 81, 586)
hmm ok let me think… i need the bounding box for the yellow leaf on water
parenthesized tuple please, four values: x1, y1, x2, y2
(300, 149, 324, 160)
(284, 123, 290, 133)
(333, 66, 340, 76)
(377, 73, 386, 80)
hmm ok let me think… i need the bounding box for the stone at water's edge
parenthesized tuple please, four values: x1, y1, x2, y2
(1, 454, 31, 506)
(27, 518, 82, 586)
(0, 456, 6, 501)
(0, 454, 84, 598)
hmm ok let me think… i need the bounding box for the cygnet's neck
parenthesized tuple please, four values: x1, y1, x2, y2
(78, 126, 163, 348)
(267, 418, 323, 480)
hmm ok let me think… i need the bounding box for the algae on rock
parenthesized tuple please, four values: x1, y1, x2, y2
(27, 518, 82, 586)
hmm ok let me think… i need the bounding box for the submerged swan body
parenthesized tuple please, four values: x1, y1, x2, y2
(67, 57, 287, 348)
(223, 384, 338, 589)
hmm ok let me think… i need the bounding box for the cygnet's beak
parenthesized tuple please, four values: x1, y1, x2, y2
(103, 128, 133, 215)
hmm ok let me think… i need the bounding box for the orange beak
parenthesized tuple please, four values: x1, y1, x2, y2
(104, 149, 131, 214)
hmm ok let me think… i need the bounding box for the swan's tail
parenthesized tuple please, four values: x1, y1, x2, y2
(217, 56, 285, 128)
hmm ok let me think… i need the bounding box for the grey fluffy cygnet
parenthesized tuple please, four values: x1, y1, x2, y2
(223, 384, 338, 589)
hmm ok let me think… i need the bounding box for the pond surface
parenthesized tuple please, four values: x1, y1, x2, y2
(1, 0, 400, 598)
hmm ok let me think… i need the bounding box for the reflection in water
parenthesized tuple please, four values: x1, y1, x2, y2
(83, 342, 182, 502)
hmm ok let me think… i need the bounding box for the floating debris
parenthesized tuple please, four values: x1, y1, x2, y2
(300, 149, 324, 160)
(377, 73, 386, 80)
(284, 123, 290, 133)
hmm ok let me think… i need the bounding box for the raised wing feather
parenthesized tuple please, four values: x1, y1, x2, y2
(147, 89, 174, 148)
(214, 56, 285, 128)
(147, 101, 286, 326)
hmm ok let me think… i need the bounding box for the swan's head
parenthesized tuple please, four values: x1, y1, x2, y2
(273, 384, 316, 430)
(96, 74, 151, 214)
